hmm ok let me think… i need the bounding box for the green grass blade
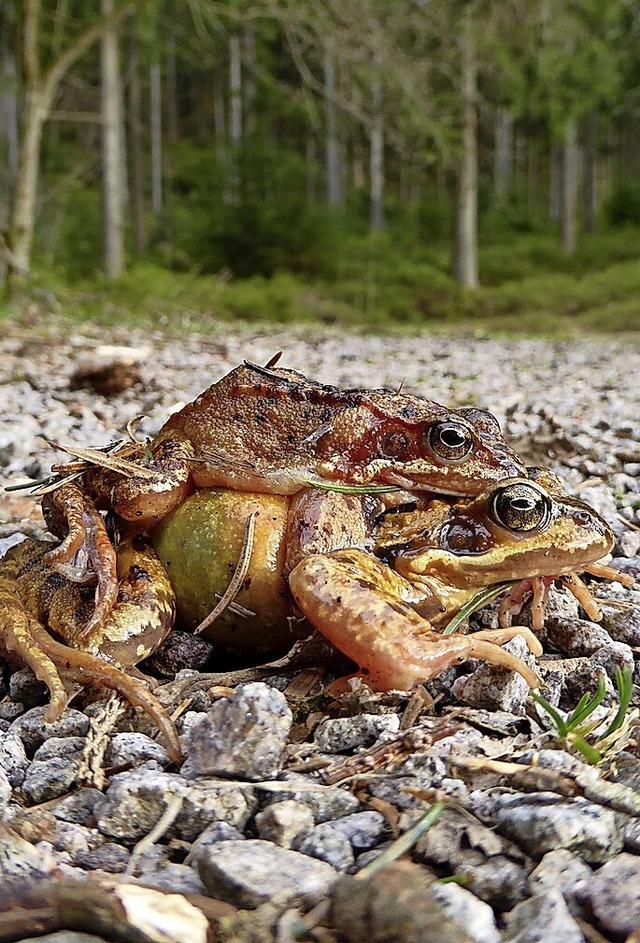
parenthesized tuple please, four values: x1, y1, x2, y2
(597, 666, 634, 742)
(441, 581, 515, 636)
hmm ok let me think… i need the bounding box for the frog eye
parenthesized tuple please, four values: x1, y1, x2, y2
(490, 483, 551, 532)
(426, 421, 473, 462)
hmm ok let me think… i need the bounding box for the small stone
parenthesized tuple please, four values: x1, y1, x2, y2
(104, 732, 170, 768)
(134, 861, 208, 895)
(527, 849, 591, 916)
(51, 788, 103, 825)
(600, 601, 640, 646)
(489, 792, 623, 863)
(313, 714, 400, 753)
(294, 822, 355, 870)
(197, 839, 338, 908)
(8, 668, 48, 709)
(95, 769, 256, 841)
(576, 852, 640, 937)
(545, 617, 612, 656)
(74, 841, 130, 873)
(430, 882, 501, 943)
(327, 811, 387, 853)
(0, 729, 29, 786)
(504, 888, 586, 943)
(10, 706, 89, 753)
(254, 800, 314, 848)
(180, 682, 293, 781)
(255, 780, 361, 823)
(143, 629, 214, 676)
(22, 739, 86, 805)
(615, 530, 640, 557)
(451, 636, 533, 714)
(0, 768, 11, 809)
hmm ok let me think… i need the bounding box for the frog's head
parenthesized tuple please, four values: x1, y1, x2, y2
(324, 398, 526, 495)
(385, 477, 614, 589)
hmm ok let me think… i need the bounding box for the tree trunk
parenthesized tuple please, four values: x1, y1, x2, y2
(165, 36, 178, 144)
(493, 108, 512, 207)
(306, 135, 317, 203)
(560, 118, 579, 253)
(101, 0, 125, 278)
(583, 111, 597, 234)
(549, 141, 561, 221)
(324, 44, 342, 208)
(0, 39, 19, 285)
(369, 75, 384, 232)
(5, 0, 145, 293)
(452, 12, 478, 290)
(229, 35, 242, 144)
(126, 17, 146, 253)
(227, 33, 242, 204)
(241, 24, 255, 137)
(150, 59, 162, 216)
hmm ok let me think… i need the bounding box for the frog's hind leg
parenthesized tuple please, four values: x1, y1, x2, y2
(288, 549, 542, 692)
(21, 620, 182, 763)
(0, 585, 69, 720)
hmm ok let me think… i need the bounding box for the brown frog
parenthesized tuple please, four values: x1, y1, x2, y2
(41, 360, 526, 636)
(2, 474, 626, 752)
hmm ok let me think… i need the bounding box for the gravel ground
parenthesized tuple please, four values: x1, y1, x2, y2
(0, 320, 639, 943)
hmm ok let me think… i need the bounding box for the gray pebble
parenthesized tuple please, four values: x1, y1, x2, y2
(326, 810, 387, 852)
(255, 779, 361, 823)
(103, 732, 170, 768)
(74, 841, 130, 873)
(0, 729, 29, 786)
(0, 767, 11, 808)
(576, 852, 640, 937)
(489, 792, 623, 863)
(180, 682, 292, 781)
(615, 530, 640, 557)
(313, 714, 400, 753)
(430, 882, 501, 943)
(197, 838, 338, 908)
(134, 861, 208, 895)
(10, 706, 89, 753)
(8, 667, 48, 708)
(50, 787, 103, 825)
(95, 769, 255, 841)
(294, 822, 355, 870)
(545, 617, 612, 656)
(22, 738, 86, 805)
(527, 849, 591, 916)
(254, 799, 314, 848)
(451, 636, 533, 714)
(504, 888, 586, 943)
(600, 600, 640, 646)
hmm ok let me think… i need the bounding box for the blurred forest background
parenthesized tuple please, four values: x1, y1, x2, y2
(1, 0, 640, 335)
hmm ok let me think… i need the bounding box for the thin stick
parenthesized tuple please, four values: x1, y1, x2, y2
(194, 512, 256, 635)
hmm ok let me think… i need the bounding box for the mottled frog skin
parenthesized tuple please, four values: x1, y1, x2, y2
(3, 474, 619, 720)
(41, 361, 526, 637)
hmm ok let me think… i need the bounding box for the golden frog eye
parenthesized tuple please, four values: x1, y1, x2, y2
(490, 483, 551, 532)
(426, 421, 473, 462)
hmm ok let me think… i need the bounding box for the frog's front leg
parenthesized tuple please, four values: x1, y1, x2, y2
(288, 549, 542, 690)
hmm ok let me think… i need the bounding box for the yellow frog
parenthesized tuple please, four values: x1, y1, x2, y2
(1, 474, 625, 757)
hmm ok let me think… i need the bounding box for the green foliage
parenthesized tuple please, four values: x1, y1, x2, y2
(531, 666, 636, 764)
(165, 142, 342, 279)
(605, 182, 640, 227)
